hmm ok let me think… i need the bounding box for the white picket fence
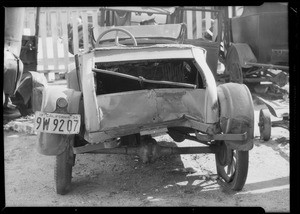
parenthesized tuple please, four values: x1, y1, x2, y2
(24, 7, 99, 76)
(23, 6, 237, 78)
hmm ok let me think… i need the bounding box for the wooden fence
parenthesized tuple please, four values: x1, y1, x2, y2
(23, 7, 238, 77)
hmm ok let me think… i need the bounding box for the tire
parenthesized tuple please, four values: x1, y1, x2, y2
(54, 138, 74, 195)
(225, 46, 244, 84)
(215, 141, 249, 191)
(259, 109, 271, 141)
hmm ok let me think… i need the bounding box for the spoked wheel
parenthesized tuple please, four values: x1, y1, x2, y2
(258, 109, 272, 141)
(54, 136, 75, 195)
(215, 141, 249, 191)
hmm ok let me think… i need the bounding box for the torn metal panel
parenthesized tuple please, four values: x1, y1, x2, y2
(96, 88, 207, 132)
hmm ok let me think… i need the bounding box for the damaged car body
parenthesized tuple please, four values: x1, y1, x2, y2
(35, 23, 254, 194)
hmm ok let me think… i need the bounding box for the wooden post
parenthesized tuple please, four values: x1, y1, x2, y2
(81, 10, 89, 52)
(40, 11, 48, 71)
(50, 11, 59, 70)
(205, 7, 211, 30)
(186, 10, 193, 39)
(71, 10, 79, 55)
(61, 11, 70, 73)
(196, 8, 202, 39)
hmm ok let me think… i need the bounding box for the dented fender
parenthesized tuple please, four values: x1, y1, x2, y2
(37, 86, 82, 156)
(217, 83, 254, 151)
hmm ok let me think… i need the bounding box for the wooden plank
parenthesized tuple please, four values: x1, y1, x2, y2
(29, 12, 35, 35)
(38, 56, 74, 68)
(81, 10, 89, 52)
(205, 7, 211, 30)
(192, 10, 196, 39)
(60, 11, 70, 72)
(92, 10, 99, 40)
(228, 6, 233, 18)
(40, 12, 48, 70)
(196, 10, 202, 39)
(186, 10, 193, 39)
(50, 11, 59, 70)
(71, 10, 79, 54)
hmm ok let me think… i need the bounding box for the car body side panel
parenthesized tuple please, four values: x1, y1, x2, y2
(191, 48, 219, 124)
(80, 53, 101, 132)
(96, 88, 206, 132)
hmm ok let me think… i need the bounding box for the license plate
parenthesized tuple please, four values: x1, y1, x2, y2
(34, 111, 81, 134)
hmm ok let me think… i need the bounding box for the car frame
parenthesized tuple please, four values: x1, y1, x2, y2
(35, 23, 254, 195)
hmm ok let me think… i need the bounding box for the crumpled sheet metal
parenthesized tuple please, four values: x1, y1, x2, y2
(96, 88, 208, 132)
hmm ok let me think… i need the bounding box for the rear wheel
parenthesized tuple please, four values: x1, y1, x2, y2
(54, 137, 75, 195)
(215, 141, 249, 191)
(258, 109, 271, 141)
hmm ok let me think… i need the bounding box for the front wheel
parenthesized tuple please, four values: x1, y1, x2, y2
(54, 137, 74, 195)
(215, 141, 249, 191)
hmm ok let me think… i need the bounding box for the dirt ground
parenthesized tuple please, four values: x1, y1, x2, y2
(3, 96, 290, 211)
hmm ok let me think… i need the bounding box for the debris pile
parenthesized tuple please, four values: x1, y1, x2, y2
(3, 115, 37, 135)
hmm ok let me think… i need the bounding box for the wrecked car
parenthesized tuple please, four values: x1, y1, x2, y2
(35, 23, 254, 195)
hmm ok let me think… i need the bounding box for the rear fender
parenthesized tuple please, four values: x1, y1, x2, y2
(37, 86, 82, 156)
(217, 83, 254, 151)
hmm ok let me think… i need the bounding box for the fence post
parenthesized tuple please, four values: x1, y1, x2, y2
(205, 7, 211, 30)
(196, 8, 202, 39)
(186, 10, 193, 39)
(81, 10, 89, 52)
(71, 10, 79, 55)
(50, 11, 59, 71)
(61, 11, 70, 74)
(40, 11, 48, 72)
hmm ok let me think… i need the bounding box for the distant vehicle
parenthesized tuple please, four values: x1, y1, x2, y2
(35, 22, 254, 195)
(222, 3, 289, 93)
(4, 7, 47, 117)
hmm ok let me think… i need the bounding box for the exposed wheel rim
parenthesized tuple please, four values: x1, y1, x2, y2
(215, 142, 249, 190)
(216, 143, 236, 182)
(259, 109, 271, 141)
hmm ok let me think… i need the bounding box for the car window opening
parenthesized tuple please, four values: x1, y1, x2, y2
(93, 59, 204, 95)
